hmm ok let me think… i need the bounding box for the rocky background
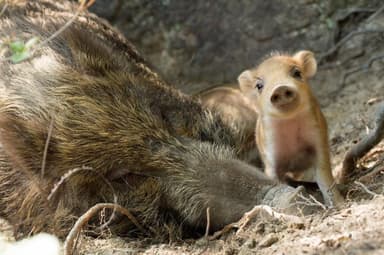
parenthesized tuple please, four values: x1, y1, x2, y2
(90, 0, 383, 95)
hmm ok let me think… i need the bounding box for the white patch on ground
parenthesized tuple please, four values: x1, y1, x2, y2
(0, 227, 61, 255)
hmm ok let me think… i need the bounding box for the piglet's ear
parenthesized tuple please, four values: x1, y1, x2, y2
(238, 70, 255, 93)
(293, 50, 317, 78)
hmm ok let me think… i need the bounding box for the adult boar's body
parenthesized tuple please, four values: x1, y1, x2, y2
(0, 0, 278, 239)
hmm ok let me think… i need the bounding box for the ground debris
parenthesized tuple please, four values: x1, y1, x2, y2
(258, 233, 279, 248)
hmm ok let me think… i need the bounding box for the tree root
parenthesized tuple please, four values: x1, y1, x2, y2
(339, 103, 384, 184)
(64, 203, 145, 255)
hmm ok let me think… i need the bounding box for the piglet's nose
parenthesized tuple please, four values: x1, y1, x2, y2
(270, 86, 298, 108)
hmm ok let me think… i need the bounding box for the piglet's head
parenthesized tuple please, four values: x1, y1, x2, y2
(238, 51, 317, 118)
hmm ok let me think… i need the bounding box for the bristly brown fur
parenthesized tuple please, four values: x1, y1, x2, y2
(0, 0, 277, 240)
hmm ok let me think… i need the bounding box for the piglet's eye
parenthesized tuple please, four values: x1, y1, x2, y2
(292, 67, 302, 79)
(255, 79, 264, 92)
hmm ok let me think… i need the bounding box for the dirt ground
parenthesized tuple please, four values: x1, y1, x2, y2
(1, 1, 384, 255)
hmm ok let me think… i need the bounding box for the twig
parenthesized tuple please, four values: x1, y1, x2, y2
(358, 155, 384, 182)
(366, 97, 384, 105)
(205, 207, 210, 238)
(198, 207, 211, 255)
(339, 103, 384, 183)
(365, 4, 384, 24)
(209, 222, 237, 241)
(41, 116, 55, 178)
(64, 203, 145, 255)
(296, 193, 327, 211)
(354, 181, 379, 197)
(308, 194, 327, 210)
(33, 0, 95, 52)
(48, 166, 92, 201)
(338, 8, 376, 19)
(47, 166, 120, 232)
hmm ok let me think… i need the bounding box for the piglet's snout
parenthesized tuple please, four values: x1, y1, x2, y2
(270, 85, 298, 110)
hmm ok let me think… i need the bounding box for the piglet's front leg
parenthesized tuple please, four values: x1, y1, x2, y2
(315, 139, 344, 207)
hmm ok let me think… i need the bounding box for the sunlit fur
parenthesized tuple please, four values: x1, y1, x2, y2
(196, 86, 262, 166)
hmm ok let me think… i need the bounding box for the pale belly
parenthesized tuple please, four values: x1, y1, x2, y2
(262, 113, 319, 181)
